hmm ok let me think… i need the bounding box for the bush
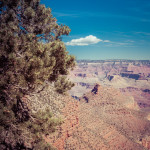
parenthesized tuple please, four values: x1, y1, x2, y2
(55, 76, 75, 94)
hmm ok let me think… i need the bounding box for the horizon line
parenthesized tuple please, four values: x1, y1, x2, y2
(76, 59, 150, 61)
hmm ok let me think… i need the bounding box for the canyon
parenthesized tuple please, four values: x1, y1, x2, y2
(35, 83, 150, 150)
(29, 60, 150, 149)
(69, 60, 150, 110)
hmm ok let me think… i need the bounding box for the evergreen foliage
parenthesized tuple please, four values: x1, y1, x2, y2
(0, 102, 61, 149)
(54, 76, 75, 94)
(0, 0, 75, 149)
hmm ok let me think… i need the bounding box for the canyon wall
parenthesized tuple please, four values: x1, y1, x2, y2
(27, 60, 150, 149)
(38, 84, 150, 150)
(69, 60, 150, 110)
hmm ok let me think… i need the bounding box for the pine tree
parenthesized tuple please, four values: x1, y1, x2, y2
(54, 76, 75, 94)
(0, 0, 75, 149)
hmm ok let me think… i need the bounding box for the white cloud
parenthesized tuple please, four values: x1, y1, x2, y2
(66, 35, 102, 46)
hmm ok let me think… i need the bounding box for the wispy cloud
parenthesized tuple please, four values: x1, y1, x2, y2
(53, 12, 79, 18)
(53, 10, 150, 23)
(104, 40, 135, 48)
(103, 40, 111, 43)
(134, 32, 150, 36)
(65, 35, 102, 46)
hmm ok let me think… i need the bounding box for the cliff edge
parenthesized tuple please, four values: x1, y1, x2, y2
(28, 84, 150, 150)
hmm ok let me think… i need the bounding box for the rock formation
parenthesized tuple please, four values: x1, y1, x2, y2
(31, 83, 150, 150)
(91, 84, 101, 94)
(69, 60, 150, 110)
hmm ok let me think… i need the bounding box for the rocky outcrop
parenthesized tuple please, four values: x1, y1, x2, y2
(91, 84, 100, 94)
(38, 84, 150, 150)
(28, 82, 150, 150)
(107, 75, 114, 81)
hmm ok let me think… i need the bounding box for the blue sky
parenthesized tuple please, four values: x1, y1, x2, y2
(41, 0, 150, 60)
